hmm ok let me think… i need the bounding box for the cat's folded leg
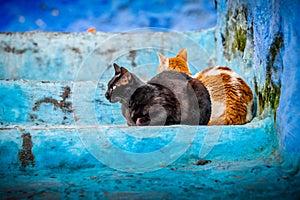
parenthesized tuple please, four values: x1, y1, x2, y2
(136, 116, 150, 126)
(130, 104, 169, 126)
(121, 104, 135, 126)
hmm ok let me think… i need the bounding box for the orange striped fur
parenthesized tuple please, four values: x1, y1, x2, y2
(158, 48, 192, 75)
(158, 48, 254, 125)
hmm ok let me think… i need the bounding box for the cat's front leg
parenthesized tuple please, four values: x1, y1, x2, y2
(136, 116, 151, 126)
(131, 104, 169, 126)
(129, 107, 152, 126)
(121, 104, 135, 126)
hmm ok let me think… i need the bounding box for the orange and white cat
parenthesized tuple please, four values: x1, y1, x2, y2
(158, 48, 254, 125)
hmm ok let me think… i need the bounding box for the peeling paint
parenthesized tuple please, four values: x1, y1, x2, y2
(29, 114, 37, 121)
(32, 86, 72, 113)
(71, 47, 80, 55)
(195, 160, 212, 166)
(18, 133, 35, 169)
(3, 45, 27, 54)
(129, 50, 137, 67)
(32, 97, 61, 111)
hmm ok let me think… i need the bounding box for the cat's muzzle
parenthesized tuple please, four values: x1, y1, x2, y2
(105, 90, 113, 102)
(105, 90, 119, 103)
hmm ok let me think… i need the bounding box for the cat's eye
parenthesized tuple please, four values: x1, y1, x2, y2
(112, 86, 117, 90)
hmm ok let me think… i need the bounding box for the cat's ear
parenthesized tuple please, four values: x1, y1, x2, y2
(176, 48, 187, 61)
(120, 67, 128, 75)
(158, 52, 168, 65)
(113, 63, 121, 75)
(158, 52, 169, 72)
(120, 67, 131, 83)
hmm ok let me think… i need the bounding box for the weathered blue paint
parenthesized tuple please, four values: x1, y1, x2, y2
(0, 120, 277, 171)
(0, 123, 293, 199)
(0, 0, 217, 32)
(0, 0, 300, 199)
(0, 30, 216, 81)
(276, 0, 300, 159)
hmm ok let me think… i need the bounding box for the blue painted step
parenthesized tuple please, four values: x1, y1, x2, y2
(1, 26, 297, 198)
(0, 77, 282, 198)
(0, 78, 278, 169)
(0, 118, 278, 172)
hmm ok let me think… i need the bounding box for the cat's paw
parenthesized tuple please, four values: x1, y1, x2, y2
(136, 117, 150, 126)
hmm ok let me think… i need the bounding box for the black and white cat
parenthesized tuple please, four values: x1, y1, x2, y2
(105, 63, 211, 126)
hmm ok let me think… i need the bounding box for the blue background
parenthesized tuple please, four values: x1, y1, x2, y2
(0, 0, 217, 32)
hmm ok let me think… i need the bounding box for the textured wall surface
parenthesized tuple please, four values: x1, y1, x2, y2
(0, 0, 217, 32)
(213, 0, 300, 164)
(0, 0, 299, 199)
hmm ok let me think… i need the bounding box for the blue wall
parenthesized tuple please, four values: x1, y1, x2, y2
(213, 0, 300, 163)
(277, 0, 300, 157)
(0, 0, 217, 32)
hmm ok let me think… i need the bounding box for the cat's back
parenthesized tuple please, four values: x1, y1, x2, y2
(148, 70, 199, 100)
(148, 71, 193, 106)
(194, 66, 254, 125)
(194, 66, 252, 102)
(149, 70, 191, 87)
(149, 70, 211, 125)
(195, 66, 244, 81)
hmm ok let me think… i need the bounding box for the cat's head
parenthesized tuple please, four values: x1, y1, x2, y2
(158, 48, 191, 75)
(105, 63, 132, 103)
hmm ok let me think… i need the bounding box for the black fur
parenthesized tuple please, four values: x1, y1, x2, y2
(105, 63, 211, 126)
(128, 83, 181, 126)
(148, 71, 211, 125)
